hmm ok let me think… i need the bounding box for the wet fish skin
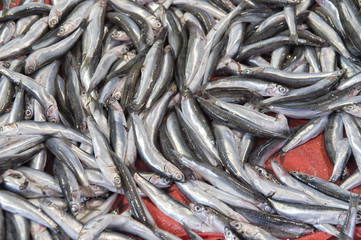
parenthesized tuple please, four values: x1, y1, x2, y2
(39, 198, 134, 240)
(53, 160, 82, 216)
(131, 113, 185, 182)
(282, 116, 328, 153)
(324, 114, 351, 182)
(339, 169, 361, 191)
(307, 11, 352, 61)
(268, 198, 349, 225)
(87, 116, 122, 190)
(56, 0, 95, 37)
(233, 206, 314, 238)
(230, 221, 279, 240)
(48, 0, 82, 28)
(0, 66, 59, 123)
(0, 190, 58, 230)
(129, 38, 164, 111)
(0, 3, 52, 22)
(78, 213, 160, 240)
(134, 173, 214, 233)
(289, 171, 359, 202)
(25, 24, 84, 75)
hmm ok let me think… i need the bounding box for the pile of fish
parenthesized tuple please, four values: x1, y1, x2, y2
(3, 0, 361, 239)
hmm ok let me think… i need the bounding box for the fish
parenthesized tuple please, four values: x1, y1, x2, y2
(1, 1, 361, 239)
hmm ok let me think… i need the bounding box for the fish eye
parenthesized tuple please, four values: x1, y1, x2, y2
(28, 66, 34, 73)
(278, 86, 287, 93)
(11, 173, 23, 179)
(19, 180, 29, 190)
(114, 177, 121, 184)
(58, 27, 65, 35)
(174, 173, 183, 181)
(347, 105, 355, 111)
(50, 19, 58, 26)
(25, 109, 33, 117)
(71, 203, 79, 213)
(225, 230, 232, 237)
(163, 178, 171, 184)
(194, 205, 202, 212)
(264, 205, 272, 212)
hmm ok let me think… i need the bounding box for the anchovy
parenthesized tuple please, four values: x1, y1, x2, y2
(324, 114, 351, 182)
(78, 213, 161, 240)
(0, 190, 58, 230)
(0, 3, 52, 21)
(240, 67, 345, 88)
(134, 173, 214, 232)
(25, 26, 83, 75)
(290, 171, 360, 203)
(0, 67, 59, 122)
(244, 164, 318, 204)
(342, 113, 361, 175)
(132, 113, 184, 181)
(268, 198, 349, 225)
(282, 116, 328, 153)
(339, 169, 361, 191)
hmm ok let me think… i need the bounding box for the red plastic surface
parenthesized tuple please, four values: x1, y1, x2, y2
(4, 0, 361, 239)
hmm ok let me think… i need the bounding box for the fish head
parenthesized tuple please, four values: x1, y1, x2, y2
(111, 31, 129, 41)
(148, 16, 162, 31)
(258, 201, 275, 213)
(25, 103, 35, 120)
(229, 221, 251, 237)
(0, 122, 19, 135)
(70, 201, 80, 215)
(147, 174, 172, 188)
(266, 84, 289, 97)
(244, 164, 264, 182)
(2, 169, 29, 192)
(25, 58, 38, 75)
(189, 203, 212, 222)
(337, 69, 346, 78)
(126, 50, 137, 59)
(46, 102, 59, 123)
(57, 22, 75, 37)
(49, 10, 61, 28)
(113, 176, 122, 190)
(0, 61, 10, 68)
(112, 44, 130, 57)
(85, 199, 104, 209)
(356, 213, 361, 224)
(170, 168, 185, 182)
(224, 227, 237, 240)
(253, 165, 279, 184)
(343, 104, 361, 118)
